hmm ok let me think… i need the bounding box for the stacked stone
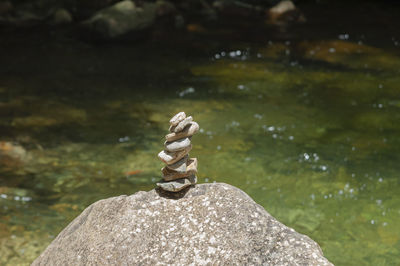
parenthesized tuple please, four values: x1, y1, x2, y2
(157, 112, 199, 192)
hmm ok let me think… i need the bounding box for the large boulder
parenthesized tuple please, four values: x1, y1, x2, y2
(33, 183, 333, 265)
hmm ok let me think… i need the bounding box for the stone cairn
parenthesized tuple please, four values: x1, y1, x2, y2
(157, 112, 199, 192)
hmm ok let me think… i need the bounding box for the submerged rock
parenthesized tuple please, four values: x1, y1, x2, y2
(0, 141, 29, 169)
(81, 0, 157, 38)
(0, 231, 47, 266)
(0, 141, 27, 161)
(266, 0, 305, 26)
(32, 183, 332, 265)
(269, 0, 296, 15)
(51, 8, 73, 25)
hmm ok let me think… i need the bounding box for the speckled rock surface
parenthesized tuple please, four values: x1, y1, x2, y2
(32, 183, 333, 266)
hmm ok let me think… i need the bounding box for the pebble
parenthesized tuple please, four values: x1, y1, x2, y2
(162, 158, 198, 181)
(165, 155, 188, 173)
(165, 122, 199, 142)
(157, 175, 197, 192)
(187, 158, 198, 172)
(164, 137, 191, 152)
(52, 8, 73, 24)
(157, 146, 192, 165)
(169, 112, 186, 126)
(170, 116, 193, 133)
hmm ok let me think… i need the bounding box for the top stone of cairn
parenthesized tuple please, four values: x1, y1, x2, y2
(169, 112, 186, 126)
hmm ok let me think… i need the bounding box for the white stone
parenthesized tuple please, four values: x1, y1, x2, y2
(164, 137, 191, 152)
(170, 116, 193, 132)
(158, 145, 192, 165)
(169, 112, 186, 126)
(166, 122, 199, 142)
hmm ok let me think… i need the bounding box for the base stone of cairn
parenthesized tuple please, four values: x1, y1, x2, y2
(157, 112, 199, 192)
(31, 183, 333, 265)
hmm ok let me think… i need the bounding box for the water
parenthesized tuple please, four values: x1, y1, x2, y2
(1, 3, 400, 265)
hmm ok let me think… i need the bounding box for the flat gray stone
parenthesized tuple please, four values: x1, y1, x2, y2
(169, 112, 186, 126)
(32, 183, 333, 266)
(165, 122, 199, 142)
(156, 175, 197, 192)
(164, 155, 188, 173)
(164, 137, 191, 152)
(157, 145, 192, 165)
(162, 158, 197, 181)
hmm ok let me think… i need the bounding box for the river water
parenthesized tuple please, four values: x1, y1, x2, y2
(1, 2, 400, 265)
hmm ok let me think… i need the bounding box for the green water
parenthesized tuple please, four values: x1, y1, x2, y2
(1, 5, 400, 264)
